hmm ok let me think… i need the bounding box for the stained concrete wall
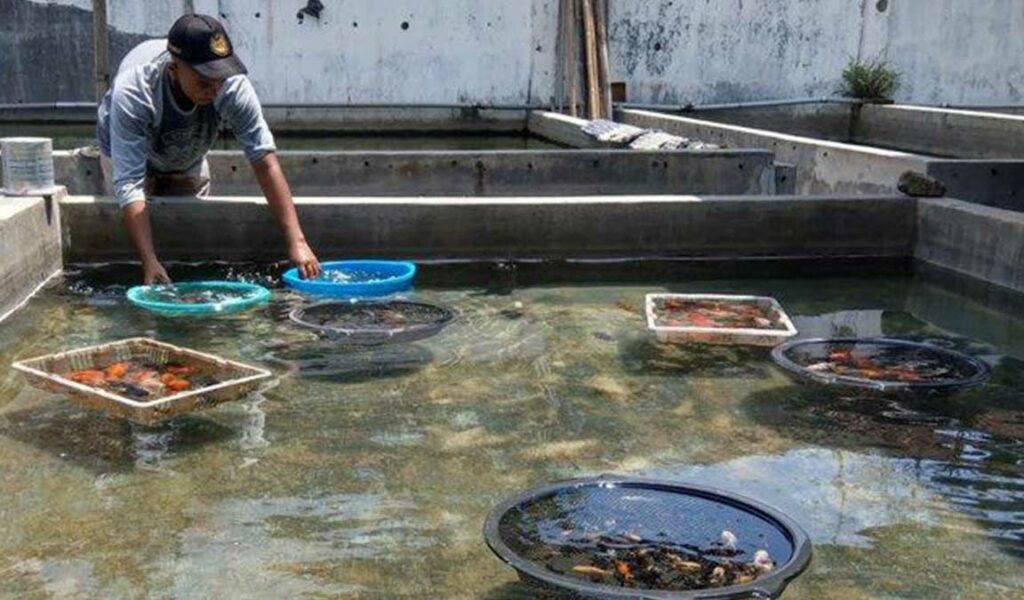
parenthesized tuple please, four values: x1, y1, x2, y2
(3, 0, 560, 106)
(852, 105, 1024, 159)
(618, 109, 928, 195)
(51, 148, 778, 197)
(610, 0, 1024, 106)
(0, 194, 63, 322)
(5, 0, 1024, 107)
(916, 198, 1024, 294)
(60, 194, 915, 263)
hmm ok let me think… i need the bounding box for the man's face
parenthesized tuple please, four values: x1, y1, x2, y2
(170, 60, 225, 105)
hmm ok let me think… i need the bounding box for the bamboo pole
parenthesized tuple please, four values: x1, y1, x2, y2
(593, 0, 613, 119)
(565, 0, 579, 116)
(581, 0, 600, 119)
(92, 0, 110, 103)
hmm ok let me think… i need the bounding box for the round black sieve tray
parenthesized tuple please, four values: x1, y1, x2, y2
(484, 477, 812, 600)
(772, 337, 991, 393)
(289, 299, 455, 345)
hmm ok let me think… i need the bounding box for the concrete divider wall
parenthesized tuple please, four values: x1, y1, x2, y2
(925, 160, 1024, 213)
(684, 102, 857, 141)
(54, 149, 778, 197)
(60, 195, 915, 264)
(0, 194, 63, 322)
(853, 105, 1024, 159)
(617, 109, 928, 195)
(916, 198, 1024, 295)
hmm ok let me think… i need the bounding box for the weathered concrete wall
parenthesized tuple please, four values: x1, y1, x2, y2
(0, 0, 160, 103)
(685, 103, 857, 141)
(53, 148, 778, 197)
(3, 0, 559, 106)
(852, 105, 1024, 159)
(925, 161, 1024, 212)
(6, 0, 1024, 107)
(916, 198, 1024, 294)
(618, 109, 928, 195)
(0, 194, 63, 322)
(60, 194, 915, 263)
(610, 0, 1024, 106)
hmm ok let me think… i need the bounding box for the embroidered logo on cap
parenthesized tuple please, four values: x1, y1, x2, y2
(210, 33, 230, 57)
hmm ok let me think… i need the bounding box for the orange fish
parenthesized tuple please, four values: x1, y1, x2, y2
(68, 370, 107, 386)
(165, 364, 196, 376)
(160, 373, 190, 391)
(615, 560, 634, 583)
(688, 313, 717, 327)
(104, 362, 130, 381)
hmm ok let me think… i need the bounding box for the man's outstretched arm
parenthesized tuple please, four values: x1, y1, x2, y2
(122, 201, 171, 284)
(251, 152, 321, 280)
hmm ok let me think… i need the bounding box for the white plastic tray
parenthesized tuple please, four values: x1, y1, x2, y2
(645, 293, 798, 347)
(12, 337, 272, 425)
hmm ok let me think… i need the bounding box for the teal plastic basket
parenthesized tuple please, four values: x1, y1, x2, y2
(126, 281, 271, 316)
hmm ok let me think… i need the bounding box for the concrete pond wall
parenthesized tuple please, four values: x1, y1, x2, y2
(60, 194, 916, 264)
(0, 193, 62, 323)
(4, 0, 1024, 107)
(620, 106, 1024, 211)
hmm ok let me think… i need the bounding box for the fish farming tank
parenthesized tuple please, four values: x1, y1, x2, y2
(1, 259, 1024, 598)
(0, 122, 565, 151)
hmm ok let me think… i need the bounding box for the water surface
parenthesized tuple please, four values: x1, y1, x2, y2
(0, 261, 1021, 599)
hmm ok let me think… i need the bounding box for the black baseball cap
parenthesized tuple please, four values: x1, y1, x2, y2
(167, 14, 247, 80)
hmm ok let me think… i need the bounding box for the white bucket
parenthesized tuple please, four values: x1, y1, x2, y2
(1, 137, 58, 196)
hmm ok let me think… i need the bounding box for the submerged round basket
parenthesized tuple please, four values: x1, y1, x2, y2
(289, 299, 455, 345)
(282, 260, 416, 298)
(484, 477, 812, 600)
(126, 281, 271, 316)
(772, 337, 991, 393)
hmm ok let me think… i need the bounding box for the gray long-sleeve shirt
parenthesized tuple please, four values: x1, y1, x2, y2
(97, 39, 276, 206)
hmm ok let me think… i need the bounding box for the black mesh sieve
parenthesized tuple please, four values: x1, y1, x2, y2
(772, 338, 991, 393)
(289, 300, 455, 345)
(484, 477, 812, 599)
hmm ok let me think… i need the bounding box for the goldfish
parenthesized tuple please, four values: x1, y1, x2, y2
(571, 565, 612, 580)
(160, 373, 190, 392)
(164, 364, 196, 376)
(614, 560, 634, 584)
(104, 362, 130, 381)
(68, 370, 106, 386)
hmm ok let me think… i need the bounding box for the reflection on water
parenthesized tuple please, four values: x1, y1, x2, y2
(0, 262, 1022, 598)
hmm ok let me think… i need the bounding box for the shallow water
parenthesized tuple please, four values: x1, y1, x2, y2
(0, 261, 1022, 599)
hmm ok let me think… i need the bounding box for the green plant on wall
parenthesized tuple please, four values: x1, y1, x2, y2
(840, 58, 900, 101)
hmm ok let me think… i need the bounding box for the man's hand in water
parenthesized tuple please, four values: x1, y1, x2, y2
(289, 239, 321, 280)
(142, 259, 172, 285)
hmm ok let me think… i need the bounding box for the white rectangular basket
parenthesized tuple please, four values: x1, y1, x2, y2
(12, 338, 272, 425)
(645, 293, 798, 347)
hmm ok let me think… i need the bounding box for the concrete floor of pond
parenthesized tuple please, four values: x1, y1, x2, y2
(0, 261, 1021, 599)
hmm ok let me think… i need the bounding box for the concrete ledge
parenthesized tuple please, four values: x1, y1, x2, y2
(60, 194, 915, 263)
(618, 109, 929, 195)
(854, 105, 1024, 159)
(0, 193, 63, 322)
(916, 198, 1024, 293)
(527, 111, 610, 148)
(686, 102, 857, 140)
(55, 148, 777, 197)
(925, 160, 1024, 212)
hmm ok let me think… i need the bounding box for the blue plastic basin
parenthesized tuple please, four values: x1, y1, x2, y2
(126, 281, 272, 316)
(282, 260, 417, 298)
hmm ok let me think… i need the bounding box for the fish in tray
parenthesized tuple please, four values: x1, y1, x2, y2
(801, 347, 957, 383)
(65, 360, 213, 400)
(555, 529, 775, 591)
(655, 298, 783, 331)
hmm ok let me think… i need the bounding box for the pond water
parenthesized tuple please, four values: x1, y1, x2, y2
(0, 261, 1021, 599)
